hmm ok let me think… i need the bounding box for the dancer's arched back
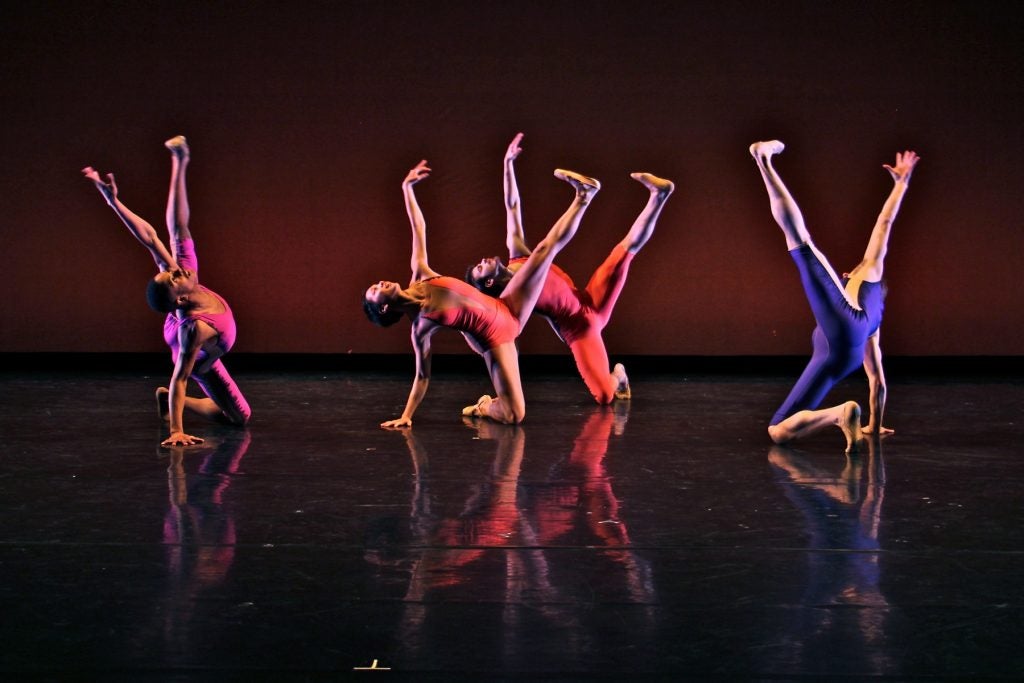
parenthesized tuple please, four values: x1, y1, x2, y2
(83, 136, 251, 446)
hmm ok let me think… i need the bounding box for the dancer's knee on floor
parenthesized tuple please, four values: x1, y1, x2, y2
(224, 404, 252, 426)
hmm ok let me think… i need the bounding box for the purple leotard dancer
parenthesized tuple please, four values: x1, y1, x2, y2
(750, 140, 919, 452)
(770, 245, 884, 425)
(83, 136, 250, 446)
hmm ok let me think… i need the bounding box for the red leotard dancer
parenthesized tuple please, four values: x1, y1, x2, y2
(83, 136, 251, 446)
(363, 157, 599, 428)
(466, 134, 673, 403)
(750, 140, 919, 452)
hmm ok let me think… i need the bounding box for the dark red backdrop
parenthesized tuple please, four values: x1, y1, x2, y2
(3, 1, 1021, 356)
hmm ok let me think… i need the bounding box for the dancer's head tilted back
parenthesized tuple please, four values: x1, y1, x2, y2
(363, 280, 404, 327)
(465, 256, 513, 297)
(146, 266, 197, 313)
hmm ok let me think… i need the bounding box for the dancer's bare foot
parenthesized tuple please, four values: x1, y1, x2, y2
(554, 168, 601, 201)
(155, 387, 169, 421)
(81, 167, 118, 204)
(612, 363, 631, 400)
(630, 172, 674, 198)
(164, 135, 190, 161)
(749, 140, 785, 160)
(461, 394, 493, 417)
(839, 401, 865, 454)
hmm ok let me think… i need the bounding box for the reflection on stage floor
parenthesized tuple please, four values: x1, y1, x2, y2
(0, 369, 1021, 680)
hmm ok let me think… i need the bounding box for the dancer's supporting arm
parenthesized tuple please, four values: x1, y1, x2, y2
(857, 151, 918, 434)
(381, 160, 441, 429)
(381, 324, 435, 430)
(503, 133, 531, 258)
(164, 321, 219, 445)
(82, 167, 177, 270)
(862, 332, 891, 435)
(852, 150, 920, 282)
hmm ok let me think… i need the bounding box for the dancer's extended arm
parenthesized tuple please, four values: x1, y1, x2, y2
(404, 160, 441, 284)
(82, 167, 177, 270)
(503, 133, 531, 258)
(857, 151, 920, 281)
(862, 332, 892, 435)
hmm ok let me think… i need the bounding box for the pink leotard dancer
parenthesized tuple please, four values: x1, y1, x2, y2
(162, 238, 250, 424)
(83, 136, 250, 446)
(467, 134, 673, 404)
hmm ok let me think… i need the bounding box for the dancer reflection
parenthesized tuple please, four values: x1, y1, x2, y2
(529, 406, 654, 605)
(368, 411, 653, 669)
(159, 431, 251, 659)
(83, 136, 251, 446)
(466, 133, 674, 403)
(365, 424, 552, 666)
(750, 142, 919, 451)
(767, 438, 891, 674)
(363, 157, 597, 427)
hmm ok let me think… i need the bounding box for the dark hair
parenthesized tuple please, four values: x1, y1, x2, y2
(362, 295, 403, 327)
(463, 263, 508, 298)
(145, 277, 176, 313)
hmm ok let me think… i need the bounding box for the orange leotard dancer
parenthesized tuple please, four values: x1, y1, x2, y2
(466, 134, 673, 403)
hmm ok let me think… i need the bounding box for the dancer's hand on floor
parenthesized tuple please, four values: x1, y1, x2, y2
(162, 431, 205, 447)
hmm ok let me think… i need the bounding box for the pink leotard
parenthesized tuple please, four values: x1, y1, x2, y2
(510, 245, 635, 403)
(421, 276, 518, 350)
(162, 239, 237, 358)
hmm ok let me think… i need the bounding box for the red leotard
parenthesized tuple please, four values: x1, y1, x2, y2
(510, 245, 635, 403)
(421, 276, 519, 350)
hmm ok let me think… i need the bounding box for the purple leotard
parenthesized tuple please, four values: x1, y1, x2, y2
(770, 244, 883, 426)
(162, 239, 251, 423)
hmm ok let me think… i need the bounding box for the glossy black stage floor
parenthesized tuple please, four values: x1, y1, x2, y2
(1, 359, 1022, 681)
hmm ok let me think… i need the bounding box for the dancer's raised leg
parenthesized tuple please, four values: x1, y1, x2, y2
(164, 135, 192, 243)
(621, 173, 674, 254)
(749, 140, 809, 250)
(587, 172, 674, 322)
(500, 169, 600, 329)
(750, 141, 856, 312)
